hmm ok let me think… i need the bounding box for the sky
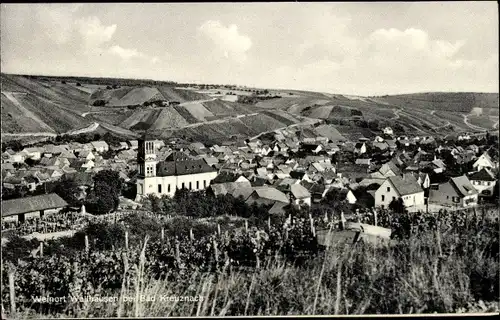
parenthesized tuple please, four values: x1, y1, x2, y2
(1, 2, 498, 96)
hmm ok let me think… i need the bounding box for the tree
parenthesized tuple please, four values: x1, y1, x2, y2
(85, 182, 116, 214)
(389, 198, 406, 214)
(146, 194, 161, 214)
(93, 170, 123, 210)
(53, 177, 82, 207)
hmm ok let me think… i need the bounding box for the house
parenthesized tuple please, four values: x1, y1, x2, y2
(429, 175, 478, 208)
(2, 149, 26, 163)
(290, 184, 312, 206)
(415, 172, 431, 189)
(245, 187, 289, 206)
(208, 180, 253, 197)
(375, 175, 424, 209)
(289, 170, 312, 182)
(128, 140, 139, 150)
(1, 193, 68, 223)
(300, 143, 323, 154)
(468, 168, 497, 197)
(22, 147, 44, 160)
(355, 158, 371, 167)
(78, 150, 95, 161)
(383, 127, 394, 136)
(473, 152, 497, 172)
(431, 159, 447, 173)
(59, 150, 77, 159)
(354, 143, 367, 155)
(378, 160, 401, 177)
(88, 141, 108, 153)
(334, 188, 357, 204)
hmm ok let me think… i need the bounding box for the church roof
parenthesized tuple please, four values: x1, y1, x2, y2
(156, 158, 216, 176)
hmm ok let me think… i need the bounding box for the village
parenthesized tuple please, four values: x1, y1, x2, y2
(1, 123, 498, 240)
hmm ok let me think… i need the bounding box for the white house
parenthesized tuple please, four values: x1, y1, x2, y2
(135, 138, 218, 200)
(90, 141, 109, 153)
(375, 175, 425, 209)
(473, 152, 497, 172)
(78, 150, 95, 161)
(2, 149, 26, 163)
(468, 168, 497, 197)
(354, 143, 367, 155)
(383, 127, 394, 136)
(22, 147, 43, 160)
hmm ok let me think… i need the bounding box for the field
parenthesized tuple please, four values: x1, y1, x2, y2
(313, 124, 346, 142)
(181, 102, 215, 121)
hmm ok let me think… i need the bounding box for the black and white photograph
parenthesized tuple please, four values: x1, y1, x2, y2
(0, 2, 499, 318)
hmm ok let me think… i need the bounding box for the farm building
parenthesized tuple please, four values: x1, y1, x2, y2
(1, 193, 68, 223)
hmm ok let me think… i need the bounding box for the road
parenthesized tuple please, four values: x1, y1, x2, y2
(463, 114, 488, 132)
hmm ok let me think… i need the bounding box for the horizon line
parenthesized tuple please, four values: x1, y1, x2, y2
(2, 72, 499, 97)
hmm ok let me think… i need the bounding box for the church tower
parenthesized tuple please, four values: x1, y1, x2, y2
(136, 133, 157, 200)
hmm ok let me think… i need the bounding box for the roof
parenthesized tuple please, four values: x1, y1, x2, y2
(379, 161, 401, 176)
(468, 168, 496, 182)
(387, 175, 423, 196)
(268, 202, 289, 215)
(1, 163, 15, 171)
(250, 187, 289, 203)
(156, 159, 216, 176)
(450, 175, 478, 197)
(210, 181, 253, 196)
(290, 184, 311, 199)
(2, 193, 68, 217)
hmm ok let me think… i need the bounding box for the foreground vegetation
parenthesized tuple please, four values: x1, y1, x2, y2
(2, 204, 498, 317)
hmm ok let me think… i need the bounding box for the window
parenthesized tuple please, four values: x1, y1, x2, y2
(196, 181, 199, 189)
(158, 184, 162, 193)
(168, 184, 171, 192)
(392, 196, 396, 202)
(189, 182, 192, 190)
(203, 180, 207, 188)
(387, 187, 390, 192)
(182, 182, 185, 189)
(381, 195, 385, 201)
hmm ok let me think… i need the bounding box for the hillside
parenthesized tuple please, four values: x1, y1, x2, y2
(89, 86, 212, 107)
(2, 73, 497, 143)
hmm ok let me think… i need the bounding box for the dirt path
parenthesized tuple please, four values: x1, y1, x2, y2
(64, 122, 100, 135)
(463, 114, 487, 131)
(391, 108, 401, 120)
(2, 91, 56, 133)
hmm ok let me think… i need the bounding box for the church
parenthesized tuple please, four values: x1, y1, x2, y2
(135, 134, 218, 200)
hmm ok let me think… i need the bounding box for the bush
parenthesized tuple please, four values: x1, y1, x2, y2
(92, 99, 107, 107)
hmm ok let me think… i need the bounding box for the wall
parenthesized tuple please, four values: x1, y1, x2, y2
(401, 191, 425, 207)
(374, 179, 400, 208)
(137, 171, 218, 198)
(428, 182, 459, 206)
